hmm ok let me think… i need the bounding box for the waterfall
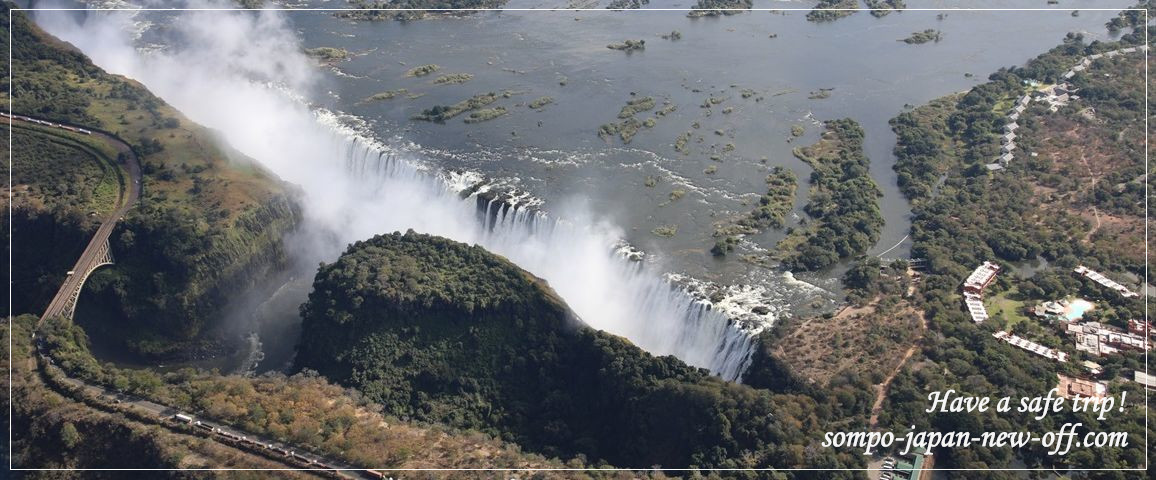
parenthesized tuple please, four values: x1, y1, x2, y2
(29, 8, 761, 381)
(328, 132, 757, 380)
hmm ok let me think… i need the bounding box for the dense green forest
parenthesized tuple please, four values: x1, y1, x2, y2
(1, 6, 301, 358)
(778, 118, 884, 271)
(878, 30, 1153, 472)
(295, 231, 865, 472)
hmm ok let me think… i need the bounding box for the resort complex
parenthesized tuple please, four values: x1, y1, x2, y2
(987, 45, 1148, 171)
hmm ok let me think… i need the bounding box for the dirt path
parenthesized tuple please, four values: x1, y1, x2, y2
(868, 308, 927, 429)
(1078, 154, 1102, 243)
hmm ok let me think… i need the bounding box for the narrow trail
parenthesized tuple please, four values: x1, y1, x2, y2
(869, 308, 927, 429)
(1078, 154, 1102, 243)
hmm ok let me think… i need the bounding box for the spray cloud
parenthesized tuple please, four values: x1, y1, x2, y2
(32, 2, 758, 379)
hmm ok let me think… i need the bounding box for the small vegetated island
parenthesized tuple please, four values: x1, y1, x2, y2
(303, 46, 351, 64)
(606, 39, 645, 52)
(336, 0, 510, 21)
(901, 29, 943, 45)
(864, 0, 906, 17)
(413, 91, 511, 123)
(598, 95, 674, 144)
(405, 63, 440, 77)
(432, 72, 473, 85)
(712, 166, 798, 257)
(293, 231, 843, 469)
(527, 96, 553, 109)
(806, 0, 858, 22)
(606, 0, 650, 8)
(775, 118, 883, 271)
(687, 0, 753, 17)
(360, 88, 412, 103)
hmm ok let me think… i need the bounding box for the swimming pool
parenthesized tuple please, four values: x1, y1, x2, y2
(1065, 299, 1095, 321)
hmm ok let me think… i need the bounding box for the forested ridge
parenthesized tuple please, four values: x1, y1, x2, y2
(295, 231, 866, 472)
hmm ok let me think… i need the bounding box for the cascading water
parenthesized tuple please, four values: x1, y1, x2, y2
(334, 133, 757, 380)
(33, 6, 761, 381)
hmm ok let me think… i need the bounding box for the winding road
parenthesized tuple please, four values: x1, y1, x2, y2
(10, 112, 376, 478)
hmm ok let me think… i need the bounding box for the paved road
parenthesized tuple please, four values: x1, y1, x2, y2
(11, 112, 377, 478)
(4, 112, 143, 322)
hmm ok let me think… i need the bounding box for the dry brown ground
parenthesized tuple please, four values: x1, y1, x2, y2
(773, 297, 924, 389)
(1029, 110, 1145, 264)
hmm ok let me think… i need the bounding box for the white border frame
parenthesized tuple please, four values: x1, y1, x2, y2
(5, 4, 1149, 475)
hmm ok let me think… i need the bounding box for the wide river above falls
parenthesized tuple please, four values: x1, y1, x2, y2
(54, 0, 1133, 375)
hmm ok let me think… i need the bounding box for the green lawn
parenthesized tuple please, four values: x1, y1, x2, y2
(986, 286, 1031, 327)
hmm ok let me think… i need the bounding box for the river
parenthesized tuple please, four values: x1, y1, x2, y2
(39, 0, 1133, 377)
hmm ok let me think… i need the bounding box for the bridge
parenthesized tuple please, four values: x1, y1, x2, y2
(4, 112, 143, 323)
(13, 112, 380, 477)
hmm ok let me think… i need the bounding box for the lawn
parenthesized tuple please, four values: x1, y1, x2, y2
(986, 286, 1032, 328)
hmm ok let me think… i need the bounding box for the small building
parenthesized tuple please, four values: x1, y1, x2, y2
(1069, 322, 1149, 356)
(174, 413, 194, 424)
(891, 447, 927, 480)
(1127, 319, 1151, 337)
(1073, 265, 1139, 298)
(1008, 111, 1021, 121)
(1013, 103, 1027, 114)
(1002, 132, 1017, 144)
(1089, 53, 1104, 60)
(1057, 374, 1108, 400)
(1018, 95, 1032, 106)
(1105, 50, 1119, 58)
(1121, 47, 1137, 53)
(964, 293, 989, 323)
(994, 331, 1069, 362)
(1134, 371, 1156, 390)
(1001, 142, 1016, 154)
(985, 163, 1005, 171)
(963, 261, 1001, 294)
(1004, 122, 1019, 133)
(1082, 360, 1103, 375)
(1000, 152, 1014, 164)
(1072, 64, 1086, 72)
(1032, 300, 1065, 319)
